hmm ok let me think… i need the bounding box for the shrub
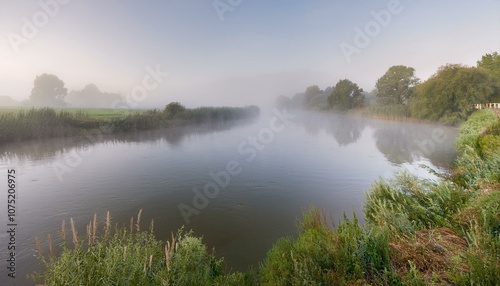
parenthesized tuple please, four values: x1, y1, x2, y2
(260, 207, 399, 285)
(455, 109, 498, 153)
(364, 172, 470, 235)
(30, 211, 243, 285)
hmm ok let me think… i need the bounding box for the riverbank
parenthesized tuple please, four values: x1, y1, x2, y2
(30, 110, 499, 285)
(349, 105, 458, 126)
(0, 104, 260, 143)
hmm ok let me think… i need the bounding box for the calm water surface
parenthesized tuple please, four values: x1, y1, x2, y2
(0, 110, 457, 284)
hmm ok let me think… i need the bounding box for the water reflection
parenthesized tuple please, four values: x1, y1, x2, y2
(371, 120, 457, 169)
(291, 111, 456, 169)
(373, 126, 413, 164)
(0, 111, 458, 283)
(297, 112, 366, 146)
(0, 118, 257, 163)
(326, 115, 365, 146)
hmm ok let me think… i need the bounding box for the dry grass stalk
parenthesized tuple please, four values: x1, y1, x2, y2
(105, 211, 110, 237)
(92, 213, 97, 244)
(390, 227, 468, 282)
(123, 246, 127, 260)
(165, 244, 170, 271)
(165, 232, 177, 271)
(70, 218, 78, 247)
(136, 209, 143, 232)
(35, 237, 42, 257)
(47, 234, 53, 257)
(149, 254, 153, 270)
(130, 217, 134, 233)
(60, 219, 66, 242)
(150, 219, 155, 232)
(87, 221, 92, 247)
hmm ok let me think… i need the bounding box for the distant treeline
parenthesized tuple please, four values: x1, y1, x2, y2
(277, 52, 500, 125)
(0, 103, 259, 143)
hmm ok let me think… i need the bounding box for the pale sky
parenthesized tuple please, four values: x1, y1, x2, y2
(1, 0, 499, 107)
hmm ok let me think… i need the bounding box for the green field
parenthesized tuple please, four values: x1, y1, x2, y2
(0, 106, 145, 119)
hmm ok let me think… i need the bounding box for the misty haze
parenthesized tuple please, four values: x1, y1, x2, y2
(1, 1, 500, 285)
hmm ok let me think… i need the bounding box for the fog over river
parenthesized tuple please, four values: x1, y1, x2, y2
(0, 109, 457, 283)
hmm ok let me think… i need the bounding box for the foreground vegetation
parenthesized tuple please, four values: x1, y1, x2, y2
(0, 103, 259, 143)
(32, 110, 500, 285)
(31, 211, 254, 285)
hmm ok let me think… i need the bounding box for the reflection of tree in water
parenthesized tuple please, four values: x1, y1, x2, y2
(300, 115, 321, 136)
(373, 127, 413, 164)
(298, 112, 366, 146)
(0, 118, 257, 163)
(372, 121, 457, 168)
(326, 115, 365, 146)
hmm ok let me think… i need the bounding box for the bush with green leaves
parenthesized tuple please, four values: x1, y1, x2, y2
(365, 172, 470, 236)
(453, 110, 500, 190)
(455, 109, 498, 153)
(260, 207, 400, 286)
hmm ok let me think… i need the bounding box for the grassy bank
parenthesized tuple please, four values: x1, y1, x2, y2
(0, 104, 260, 143)
(30, 211, 254, 285)
(346, 104, 439, 125)
(32, 110, 500, 285)
(366, 104, 411, 121)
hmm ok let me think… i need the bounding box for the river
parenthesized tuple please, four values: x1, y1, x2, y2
(0, 109, 457, 284)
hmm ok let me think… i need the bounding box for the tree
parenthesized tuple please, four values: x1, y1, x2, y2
(477, 52, 500, 83)
(410, 64, 499, 124)
(164, 102, 186, 118)
(303, 85, 326, 109)
(375, 65, 419, 105)
(30, 74, 67, 106)
(65, 84, 121, 107)
(0, 96, 19, 106)
(328, 79, 364, 110)
(275, 95, 292, 109)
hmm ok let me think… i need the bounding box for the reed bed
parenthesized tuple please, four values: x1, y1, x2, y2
(367, 104, 410, 121)
(30, 209, 252, 285)
(0, 105, 260, 143)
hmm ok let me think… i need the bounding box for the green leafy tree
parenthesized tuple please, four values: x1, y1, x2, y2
(30, 74, 67, 106)
(304, 85, 323, 108)
(164, 102, 186, 118)
(410, 64, 498, 124)
(375, 65, 419, 105)
(477, 51, 500, 84)
(328, 79, 364, 110)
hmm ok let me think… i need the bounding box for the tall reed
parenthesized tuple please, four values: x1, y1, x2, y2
(30, 210, 249, 285)
(0, 105, 260, 143)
